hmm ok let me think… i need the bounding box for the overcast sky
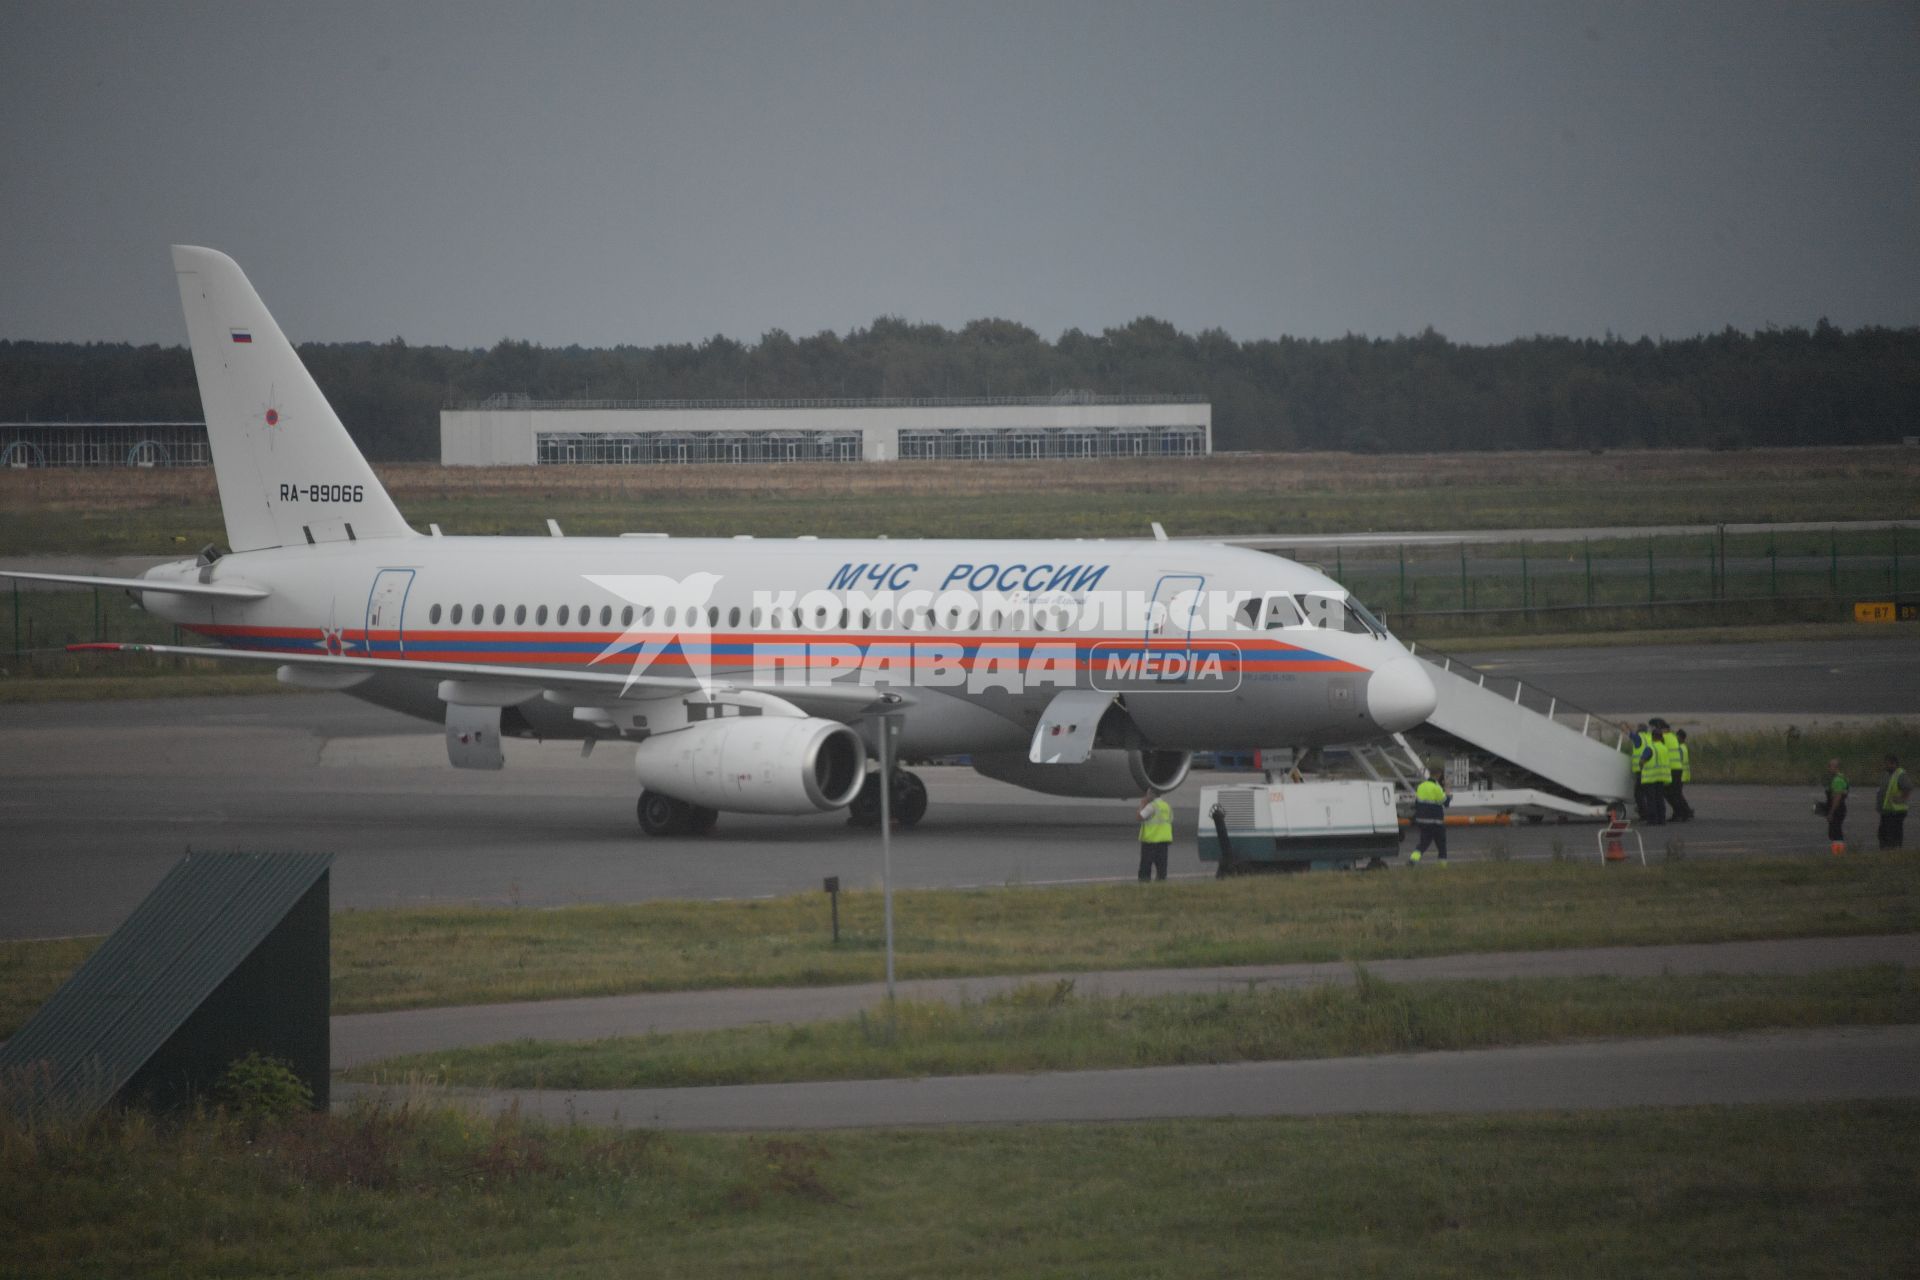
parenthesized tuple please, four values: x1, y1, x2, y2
(3, 1, 1916, 349)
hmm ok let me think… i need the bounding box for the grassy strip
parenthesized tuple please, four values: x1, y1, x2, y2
(1421, 620, 1878, 652)
(2, 1101, 1914, 1277)
(4, 450, 1916, 552)
(1696, 721, 1920, 785)
(0, 672, 289, 702)
(9, 855, 1915, 1035)
(356, 967, 1920, 1090)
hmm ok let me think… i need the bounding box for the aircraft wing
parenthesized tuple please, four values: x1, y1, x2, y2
(1, 569, 270, 601)
(69, 641, 910, 714)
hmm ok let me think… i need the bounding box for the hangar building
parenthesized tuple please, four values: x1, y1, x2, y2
(440, 394, 1210, 466)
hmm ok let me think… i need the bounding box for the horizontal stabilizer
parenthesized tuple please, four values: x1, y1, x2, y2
(0, 569, 269, 600)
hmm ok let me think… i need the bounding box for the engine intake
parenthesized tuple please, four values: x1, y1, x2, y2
(633, 715, 866, 813)
(971, 747, 1191, 799)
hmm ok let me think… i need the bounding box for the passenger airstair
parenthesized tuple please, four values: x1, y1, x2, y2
(1398, 642, 1633, 805)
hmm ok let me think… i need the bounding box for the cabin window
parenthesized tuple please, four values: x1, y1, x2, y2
(860, 610, 873, 629)
(492, 605, 505, 625)
(472, 604, 482, 625)
(639, 606, 654, 626)
(728, 606, 741, 627)
(750, 608, 763, 628)
(838, 608, 849, 630)
(557, 606, 569, 626)
(877, 608, 893, 629)
(710, 607, 721, 627)
(535, 605, 549, 626)
(429, 604, 443, 624)
(600, 605, 612, 627)
(621, 605, 634, 627)
(450, 604, 463, 625)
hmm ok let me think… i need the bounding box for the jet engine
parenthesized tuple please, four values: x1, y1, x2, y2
(632, 715, 866, 814)
(971, 747, 1191, 799)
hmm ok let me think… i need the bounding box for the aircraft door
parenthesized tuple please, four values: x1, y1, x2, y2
(1143, 573, 1205, 681)
(365, 569, 415, 659)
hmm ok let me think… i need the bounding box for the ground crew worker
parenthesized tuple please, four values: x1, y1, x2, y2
(1878, 754, 1912, 850)
(1638, 721, 1672, 825)
(1626, 723, 1651, 821)
(1409, 766, 1450, 865)
(1665, 725, 1693, 822)
(1824, 758, 1849, 855)
(1136, 790, 1173, 881)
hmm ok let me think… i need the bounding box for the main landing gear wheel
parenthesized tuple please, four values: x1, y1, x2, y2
(638, 790, 695, 836)
(846, 769, 928, 829)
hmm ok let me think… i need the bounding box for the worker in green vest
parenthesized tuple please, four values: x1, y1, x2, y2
(1625, 723, 1651, 821)
(1823, 758, 1849, 856)
(1878, 754, 1912, 850)
(1664, 725, 1693, 822)
(1638, 720, 1672, 825)
(1409, 766, 1451, 865)
(1136, 790, 1174, 881)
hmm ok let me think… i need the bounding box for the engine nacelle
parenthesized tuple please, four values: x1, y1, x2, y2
(971, 747, 1191, 799)
(633, 715, 866, 814)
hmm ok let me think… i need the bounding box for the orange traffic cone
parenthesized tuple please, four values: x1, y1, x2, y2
(1830, 841, 1846, 857)
(1603, 811, 1630, 862)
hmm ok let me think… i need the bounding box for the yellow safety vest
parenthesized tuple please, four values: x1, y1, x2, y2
(1627, 731, 1648, 777)
(1641, 738, 1672, 785)
(1664, 734, 1687, 783)
(1139, 799, 1173, 843)
(1884, 768, 1911, 814)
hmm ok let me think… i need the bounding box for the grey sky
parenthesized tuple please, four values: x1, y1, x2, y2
(3, 1, 1916, 349)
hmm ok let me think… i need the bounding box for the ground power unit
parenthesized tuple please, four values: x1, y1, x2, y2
(1198, 780, 1401, 873)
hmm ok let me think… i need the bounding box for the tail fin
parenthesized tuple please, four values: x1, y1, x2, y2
(172, 245, 414, 551)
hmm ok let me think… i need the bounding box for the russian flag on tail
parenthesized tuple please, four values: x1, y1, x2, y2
(230, 329, 252, 343)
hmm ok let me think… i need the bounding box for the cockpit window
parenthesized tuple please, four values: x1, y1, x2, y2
(1263, 594, 1304, 629)
(1299, 591, 1383, 634)
(1346, 596, 1388, 636)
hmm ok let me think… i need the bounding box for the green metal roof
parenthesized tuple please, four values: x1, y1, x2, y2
(1, 851, 332, 1124)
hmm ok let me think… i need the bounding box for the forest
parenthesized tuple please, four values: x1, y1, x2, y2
(2, 316, 1916, 462)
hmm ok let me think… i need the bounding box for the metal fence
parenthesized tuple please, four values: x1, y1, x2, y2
(1321, 527, 1911, 636)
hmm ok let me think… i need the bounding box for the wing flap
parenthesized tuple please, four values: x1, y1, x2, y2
(69, 641, 911, 713)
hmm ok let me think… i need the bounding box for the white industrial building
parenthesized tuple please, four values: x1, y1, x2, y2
(441, 394, 1210, 466)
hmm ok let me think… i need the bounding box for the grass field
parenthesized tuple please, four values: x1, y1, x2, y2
(359, 966, 1920, 1090)
(2, 446, 1914, 553)
(5, 1101, 1915, 1278)
(6, 854, 1916, 1035)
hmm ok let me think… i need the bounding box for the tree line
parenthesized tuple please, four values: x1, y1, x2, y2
(2, 316, 1915, 461)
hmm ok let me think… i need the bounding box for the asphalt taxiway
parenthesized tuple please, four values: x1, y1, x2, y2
(2, 636, 1913, 940)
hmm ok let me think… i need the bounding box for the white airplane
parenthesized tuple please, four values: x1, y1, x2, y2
(6, 246, 1436, 835)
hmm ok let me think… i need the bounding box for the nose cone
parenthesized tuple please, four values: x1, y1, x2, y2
(1367, 656, 1437, 733)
